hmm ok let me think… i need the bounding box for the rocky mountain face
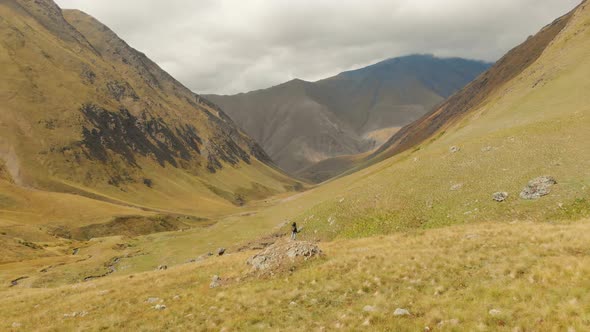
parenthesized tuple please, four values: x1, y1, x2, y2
(207, 55, 491, 176)
(0, 0, 297, 211)
(369, 13, 575, 163)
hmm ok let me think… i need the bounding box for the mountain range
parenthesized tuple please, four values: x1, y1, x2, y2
(207, 55, 491, 177)
(1, 0, 590, 330)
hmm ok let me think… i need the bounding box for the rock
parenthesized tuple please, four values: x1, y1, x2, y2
(362, 318, 371, 326)
(173, 295, 180, 300)
(146, 297, 160, 303)
(154, 304, 166, 310)
(520, 176, 557, 200)
(393, 308, 410, 316)
(363, 305, 377, 312)
(489, 309, 502, 316)
(217, 248, 226, 256)
(328, 216, 336, 226)
(289, 301, 297, 306)
(492, 192, 509, 202)
(450, 146, 460, 153)
(63, 311, 88, 318)
(12, 322, 21, 328)
(247, 240, 322, 272)
(157, 265, 167, 270)
(210, 275, 221, 288)
(450, 183, 463, 191)
(481, 146, 493, 152)
(438, 318, 460, 326)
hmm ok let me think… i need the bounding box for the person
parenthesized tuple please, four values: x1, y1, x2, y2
(291, 222, 299, 240)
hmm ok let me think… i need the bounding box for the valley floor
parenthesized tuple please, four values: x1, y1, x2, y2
(2, 219, 589, 331)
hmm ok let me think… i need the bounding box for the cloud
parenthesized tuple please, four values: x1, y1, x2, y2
(54, 0, 580, 94)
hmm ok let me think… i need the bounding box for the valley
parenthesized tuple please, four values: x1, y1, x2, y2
(0, 0, 589, 330)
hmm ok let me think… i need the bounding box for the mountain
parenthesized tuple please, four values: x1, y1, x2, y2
(207, 55, 491, 176)
(302, 5, 582, 183)
(0, 0, 301, 250)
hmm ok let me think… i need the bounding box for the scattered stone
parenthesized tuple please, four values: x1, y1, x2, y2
(217, 248, 226, 256)
(63, 311, 88, 318)
(450, 183, 463, 191)
(154, 304, 166, 310)
(210, 275, 221, 288)
(247, 240, 323, 272)
(481, 146, 493, 152)
(157, 265, 167, 271)
(328, 216, 336, 226)
(289, 301, 297, 306)
(424, 327, 431, 332)
(489, 309, 502, 316)
(362, 318, 371, 326)
(393, 308, 411, 316)
(173, 295, 180, 300)
(438, 318, 460, 327)
(492, 192, 509, 202)
(146, 297, 160, 304)
(363, 305, 377, 312)
(450, 146, 460, 153)
(12, 322, 21, 328)
(520, 176, 557, 200)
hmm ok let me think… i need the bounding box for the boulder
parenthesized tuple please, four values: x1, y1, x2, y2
(393, 308, 411, 316)
(210, 275, 221, 288)
(488, 309, 502, 316)
(520, 176, 557, 200)
(450, 183, 463, 191)
(492, 192, 509, 202)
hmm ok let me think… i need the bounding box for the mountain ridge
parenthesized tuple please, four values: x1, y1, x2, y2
(0, 0, 300, 220)
(207, 54, 491, 176)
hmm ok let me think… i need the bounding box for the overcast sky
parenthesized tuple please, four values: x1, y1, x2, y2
(55, 0, 580, 95)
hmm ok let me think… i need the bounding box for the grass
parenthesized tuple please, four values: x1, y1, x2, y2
(0, 2, 590, 331)
(2, 220, 590, 331)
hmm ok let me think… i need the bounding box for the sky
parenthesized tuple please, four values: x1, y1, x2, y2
(55, 0, 580, 95)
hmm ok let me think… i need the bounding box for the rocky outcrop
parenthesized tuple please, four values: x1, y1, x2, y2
(520, 176, 557, 200)
(247, 240, 323, 274)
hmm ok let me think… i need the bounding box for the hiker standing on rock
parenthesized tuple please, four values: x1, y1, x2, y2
(291, 222, 299, 240)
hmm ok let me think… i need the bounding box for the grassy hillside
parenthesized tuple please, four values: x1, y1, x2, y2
(287, 0, 590, 239)
(0, 0, 299, 212)
(0, 0, 303, 244)
(0, 0, 306, 287)
(2, 220, 590, 331)
(0, 0, 589, 330)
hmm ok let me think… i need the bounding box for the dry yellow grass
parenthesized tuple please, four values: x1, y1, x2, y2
(2, 219, 590, 331)
(1, 2, 590, 331)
